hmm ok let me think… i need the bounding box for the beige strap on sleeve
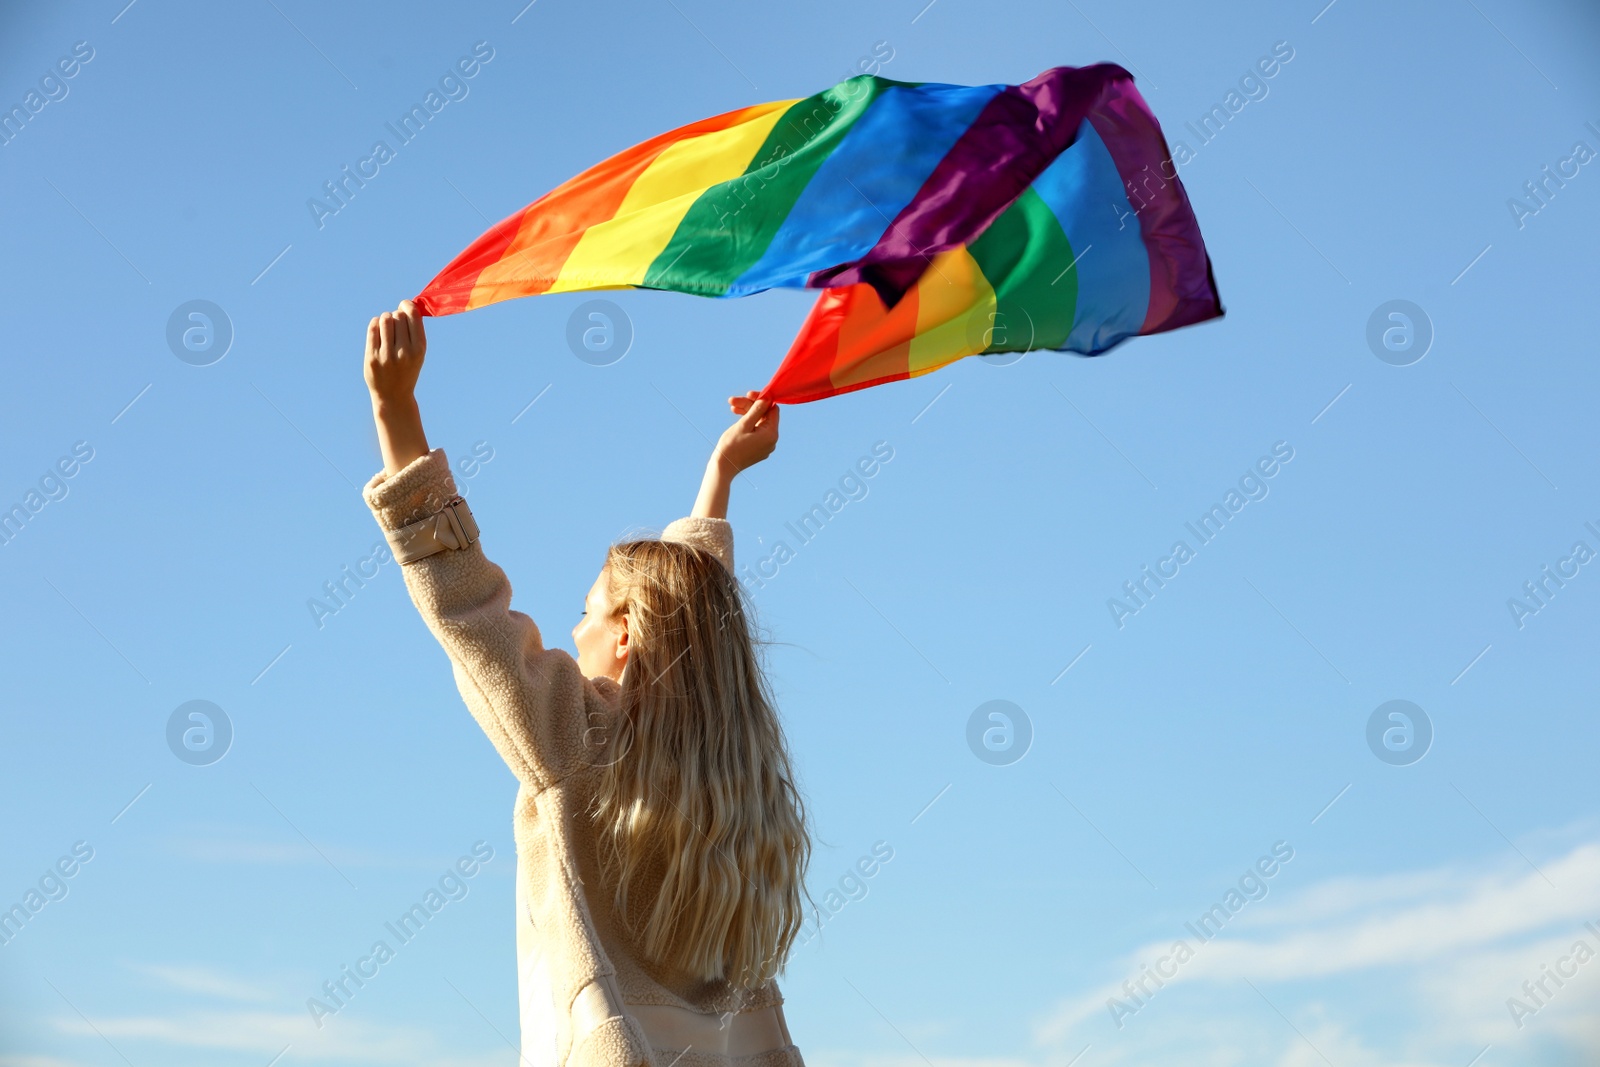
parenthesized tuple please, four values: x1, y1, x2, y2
(626, 1002, 791, 1056)
(386, 495, 480, 564)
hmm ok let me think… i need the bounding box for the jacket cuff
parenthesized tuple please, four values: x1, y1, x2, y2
(661, 516, 734, 574)
(362, 447, 460, 532)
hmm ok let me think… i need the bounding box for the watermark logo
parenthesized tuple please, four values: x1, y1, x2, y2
(966, 699, 1032, 766)
(566, 299, 633, 366)
(166, 699, 233, 766)
(1365, 300, 1432, 366)
(579, 707, 634, 770)
(1365, 699, 1432, 766)
(166, 300, 233, 366)
(964, 305, 1033, 366)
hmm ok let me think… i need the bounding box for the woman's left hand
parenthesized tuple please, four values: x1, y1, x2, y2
(715, 390, 779, 474)
(364, 300, 427, 404)
(691, 391, 778, 519)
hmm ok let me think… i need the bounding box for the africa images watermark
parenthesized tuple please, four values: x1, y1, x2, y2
(1, 40, 95, 149)
(307, 442, 493, 631)
(795, 840, 895, 948)
(308, 543, 394, 629)
(0, 440, 95, 550)
(1505, 519, 1600, 630)
(1107, 840, 1296, 1029)
(1107, 441, 1295, 629)
(736, 440, 895, 593)
(1164, 41, 1295, 170)
(1506, 919, 1600, 1029)
(1107, 39, 1294, 239)
(307, 42, 496, 229)
(307, 841, 494, 1027)
(0, 841, 95, 947)
(1507, 120, 1599, 230)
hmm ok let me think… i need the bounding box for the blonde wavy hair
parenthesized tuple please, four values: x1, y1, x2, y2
(586, 537, 811, 989)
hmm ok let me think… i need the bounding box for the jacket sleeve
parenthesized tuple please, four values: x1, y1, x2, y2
(362, 447, 609, 790)
(660, 515, 734, 574)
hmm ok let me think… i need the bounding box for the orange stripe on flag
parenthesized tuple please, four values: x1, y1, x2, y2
(760, 283, 918, 404)
(829, 285, 919, 395)
(763, 245, 1000, 402)
(464, 101, 793, 310)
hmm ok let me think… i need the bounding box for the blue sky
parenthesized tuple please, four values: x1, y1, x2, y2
(2, 0, 1599, 1064)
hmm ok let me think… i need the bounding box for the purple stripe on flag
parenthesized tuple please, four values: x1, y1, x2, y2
(1084, 85, 1222, 334)
(807, 63, 1133, 309)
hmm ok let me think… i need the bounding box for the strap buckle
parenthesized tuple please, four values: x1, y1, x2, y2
(389, 494, 480, 564)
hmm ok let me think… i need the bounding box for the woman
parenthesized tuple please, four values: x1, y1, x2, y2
(361, 300, 811, 1066)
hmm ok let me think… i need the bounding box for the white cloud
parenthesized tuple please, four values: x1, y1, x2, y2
(803, 1055, 1038, 1067)
(121, 962, 275, 1002)
(27, 837, 1600, 1067)
(158, 826, 508, 874)
(165, 837, 322, 865)
(1034, 840, 1600, 1061)
(46, 1009, 508, 1067)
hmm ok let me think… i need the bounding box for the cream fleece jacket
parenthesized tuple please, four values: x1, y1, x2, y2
(362, 447, 803, 1067)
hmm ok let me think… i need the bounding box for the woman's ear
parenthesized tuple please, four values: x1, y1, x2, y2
(613, 612, 630, 663)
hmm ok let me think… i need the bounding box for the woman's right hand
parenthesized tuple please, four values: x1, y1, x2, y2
(364, 299, 427, 402)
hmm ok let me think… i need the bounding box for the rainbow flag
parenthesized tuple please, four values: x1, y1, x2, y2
(413, 63, 1222, 403)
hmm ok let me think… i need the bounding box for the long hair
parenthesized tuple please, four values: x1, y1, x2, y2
(586, 537, 811, 989)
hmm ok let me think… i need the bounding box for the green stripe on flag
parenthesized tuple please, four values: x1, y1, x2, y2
(644, 77, 890, 294)
(967, 187, 1078, 354)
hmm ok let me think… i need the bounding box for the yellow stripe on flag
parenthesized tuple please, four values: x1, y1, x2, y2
(548, 104, 795, 293)
(907, 246, 996, 376)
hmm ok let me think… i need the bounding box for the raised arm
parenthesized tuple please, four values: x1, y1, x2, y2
(690, 391, 780, 520)
(364, 304, 432, 477)
(663, 392, 780, 573)
(362, 301, 599, 790)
